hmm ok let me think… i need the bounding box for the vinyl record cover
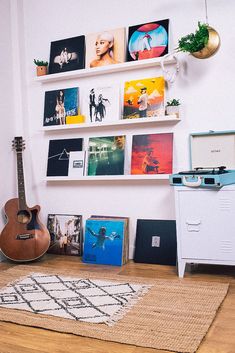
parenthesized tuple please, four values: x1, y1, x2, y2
(88, 136, 125, 176)
(83, 219, 126, 266)
(46, 138, 83, 177)
(43, 87, 79, 126)
(47, 214, 82, 256)
(127, 19, 169, 61)
(123, 76, 165, 119)
(82, 85, 120, 123)
(48, 35, 85, 74)
(131, 133, 173, 174)
(85, 27, 126, 68)
(134, 219, 177, 266)
(68, 151, 85, 177)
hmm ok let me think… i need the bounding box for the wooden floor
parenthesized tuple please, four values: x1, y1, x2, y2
(0, 255, 234, 353)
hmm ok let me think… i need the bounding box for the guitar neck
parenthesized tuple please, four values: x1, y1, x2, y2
(16, 151, 27, 209)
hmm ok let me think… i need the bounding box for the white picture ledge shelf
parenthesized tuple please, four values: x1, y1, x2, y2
(43, 115, 180, 131)
(45, 174, 170, 181)
(35, 57, 176, 83)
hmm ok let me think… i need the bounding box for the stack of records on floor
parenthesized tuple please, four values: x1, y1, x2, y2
(83, 215, 129, 266)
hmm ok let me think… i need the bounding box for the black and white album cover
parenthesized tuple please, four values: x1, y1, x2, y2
(48, 35, 85, 74)
(82, 85, 120, 123)
(46, 138, 83, 177)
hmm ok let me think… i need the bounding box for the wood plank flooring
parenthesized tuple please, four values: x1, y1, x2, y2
(0, 255, 234, 353)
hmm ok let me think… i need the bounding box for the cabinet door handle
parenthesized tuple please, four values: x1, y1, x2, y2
(182, 175, 202, 187)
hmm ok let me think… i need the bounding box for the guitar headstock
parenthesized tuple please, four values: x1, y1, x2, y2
(12, 137, 25, 152)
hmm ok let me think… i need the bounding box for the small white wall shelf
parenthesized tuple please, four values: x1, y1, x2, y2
(45, 174, 170, 182)
(35, 57, 176, 83)
(43, 115, 180, 131)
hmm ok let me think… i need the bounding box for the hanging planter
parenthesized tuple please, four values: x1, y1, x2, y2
(191, 26, 220, 59)
(177, 22, 220, 59)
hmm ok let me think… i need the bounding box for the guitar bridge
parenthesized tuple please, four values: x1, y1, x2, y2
(16, 234, 35, 240)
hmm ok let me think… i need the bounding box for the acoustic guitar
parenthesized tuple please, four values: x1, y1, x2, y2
(0, 137, 50, 262)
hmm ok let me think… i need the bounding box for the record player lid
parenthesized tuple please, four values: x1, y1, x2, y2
(190, 131, 235, 170)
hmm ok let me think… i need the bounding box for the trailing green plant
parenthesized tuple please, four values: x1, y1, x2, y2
(177, 22, 209, 53)
(34, 59, 48, 66)
(166, 99, 180, 106)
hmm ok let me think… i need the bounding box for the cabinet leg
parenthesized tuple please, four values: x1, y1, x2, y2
(178, 260, 186, 278)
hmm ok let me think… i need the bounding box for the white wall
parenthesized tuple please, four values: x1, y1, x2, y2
(0, 0, 16, 229)
(5, 0, 234, 257)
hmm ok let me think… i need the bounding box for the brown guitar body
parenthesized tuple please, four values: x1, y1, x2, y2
(0, 198, 50, 262)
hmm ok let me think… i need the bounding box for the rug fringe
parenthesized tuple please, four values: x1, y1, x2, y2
(105, 284, 152, 327)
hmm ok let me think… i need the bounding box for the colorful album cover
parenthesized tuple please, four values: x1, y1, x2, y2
(127, 19, 169, 61)
(82, 85, 120, 123)
(83, 219, 126, 266)
(85, 27, 126, 68)
(131, 133, 173, 174)
(43, 87, 79, 126)
(46, 138, 83, 177)
(48, 35, 85, 74)
(47, 214, 82, 256)
(87, 136, 125, 176)
(123, 76, 165, 119)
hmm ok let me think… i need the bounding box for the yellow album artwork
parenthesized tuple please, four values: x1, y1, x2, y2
(123, 76, 165, 119)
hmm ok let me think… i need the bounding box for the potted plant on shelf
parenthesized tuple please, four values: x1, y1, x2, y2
(166, 99, 180, 117)
(34, 59, 48, 76)
(177, 22, 220, 59)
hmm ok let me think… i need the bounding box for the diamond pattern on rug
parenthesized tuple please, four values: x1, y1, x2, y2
(0, 273, 150, 324)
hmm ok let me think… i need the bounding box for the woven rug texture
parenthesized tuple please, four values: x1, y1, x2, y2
(0, 265, 229, 353)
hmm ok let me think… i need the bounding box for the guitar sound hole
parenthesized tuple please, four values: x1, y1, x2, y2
(17, 210, 31, 224)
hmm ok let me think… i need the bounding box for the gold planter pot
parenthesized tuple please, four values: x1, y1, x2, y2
(192, 26, 220, 59)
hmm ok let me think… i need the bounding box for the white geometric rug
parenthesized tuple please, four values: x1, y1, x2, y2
(0, 273, 150, 325)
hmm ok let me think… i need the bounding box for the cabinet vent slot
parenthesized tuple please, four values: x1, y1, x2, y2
(220, 240, 233, 253)
(219, 198, 231, 211)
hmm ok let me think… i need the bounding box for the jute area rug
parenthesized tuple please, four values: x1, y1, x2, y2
(0, 265, 229, 353)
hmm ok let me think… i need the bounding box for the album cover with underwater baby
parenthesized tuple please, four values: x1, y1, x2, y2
(85, 27, 126, 68)
(83, 219, 126, 266)
(123, 76, 165, 119)
(127, 19, 169, 61)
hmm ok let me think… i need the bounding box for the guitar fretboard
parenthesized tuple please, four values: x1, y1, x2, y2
(17, 151, 26, 210)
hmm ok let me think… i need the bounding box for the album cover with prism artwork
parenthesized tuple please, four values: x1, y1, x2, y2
(46, 138, 83, 177)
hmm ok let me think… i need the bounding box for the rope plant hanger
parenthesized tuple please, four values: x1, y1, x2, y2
(161, 0, 221, 83)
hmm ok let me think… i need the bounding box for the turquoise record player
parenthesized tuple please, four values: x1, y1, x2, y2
(169, 130, 235, 188)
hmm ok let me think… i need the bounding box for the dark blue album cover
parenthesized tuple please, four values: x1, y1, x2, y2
(43, 87, 79, 126)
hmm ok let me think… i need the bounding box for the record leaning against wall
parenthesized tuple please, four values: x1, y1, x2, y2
(46, 138, 83, 177)
(127, 19, 169, 61)
(47, 214, 83, 256)
(48, 35, 85, 74)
